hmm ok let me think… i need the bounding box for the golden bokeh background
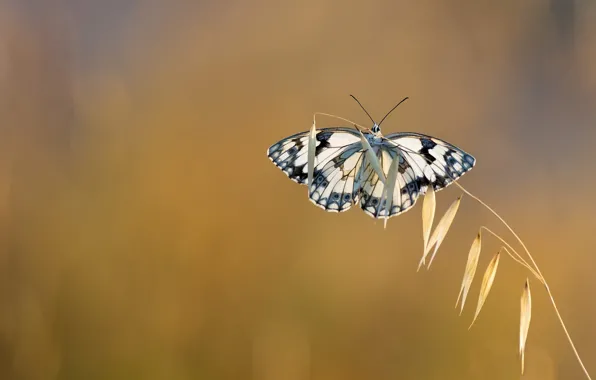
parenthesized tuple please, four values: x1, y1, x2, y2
(1, 1, 595, 379)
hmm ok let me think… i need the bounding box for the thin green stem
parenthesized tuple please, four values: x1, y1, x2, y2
(454, 182, 592, 380)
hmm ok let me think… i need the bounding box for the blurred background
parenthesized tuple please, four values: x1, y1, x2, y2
(1, 0, 595, 379)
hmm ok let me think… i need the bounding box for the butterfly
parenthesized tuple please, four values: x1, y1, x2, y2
(267, 96, 476, 220)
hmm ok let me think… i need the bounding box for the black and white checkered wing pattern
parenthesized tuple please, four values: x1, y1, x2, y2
(358, 147, 422, 218)
(267, 128, 365, 212)
(359, 133, 476, 219)
(268, 129, 475, 220)
(384, 132, 476, 191)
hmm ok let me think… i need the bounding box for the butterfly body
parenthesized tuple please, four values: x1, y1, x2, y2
(364, 129, 384, 146)
(267, 123, 475, 220)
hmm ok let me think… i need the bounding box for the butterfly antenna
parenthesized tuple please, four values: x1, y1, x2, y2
(349, 94, 377, 125)
(378, 97, 409, 126)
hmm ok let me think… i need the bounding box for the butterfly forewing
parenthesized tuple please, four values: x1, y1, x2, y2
(384, 133, 476, 191)
(267, 128, 361, 182)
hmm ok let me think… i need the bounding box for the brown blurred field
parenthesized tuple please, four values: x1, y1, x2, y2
(1, 1, 596, 379)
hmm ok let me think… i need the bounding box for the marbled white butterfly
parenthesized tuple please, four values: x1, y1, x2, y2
(267, 96, 476, 219)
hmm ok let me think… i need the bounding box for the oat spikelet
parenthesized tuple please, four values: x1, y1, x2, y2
(520, 279, 532, 375)
(421, 185, 436, 256)
(421, 196, 462, 270)
(383, 155, 400, 229)
(359, 131, 386, 184)
(449, 183, 592, 379)
(307, 121, 317, 192)
(469, 250, 501, 328)
(456, 231, 482, 314)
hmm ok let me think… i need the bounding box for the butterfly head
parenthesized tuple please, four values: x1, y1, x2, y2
(371, 123, 381, 134)
(350, 95, 409, 137)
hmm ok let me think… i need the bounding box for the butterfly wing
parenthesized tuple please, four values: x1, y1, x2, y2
(358, 147, 423, 218)
(384, 132, 476, 190)
(267, 128, 365, 212)
(359, 133, 476, 219)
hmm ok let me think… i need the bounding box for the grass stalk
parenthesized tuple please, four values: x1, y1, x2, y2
(453, 182, 592, 380)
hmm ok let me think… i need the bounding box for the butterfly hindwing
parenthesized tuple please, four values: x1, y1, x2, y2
(309, 145, 365, 212)
(359, 148, 428, 218)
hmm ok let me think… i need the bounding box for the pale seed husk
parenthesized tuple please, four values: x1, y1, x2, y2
(422, 196, 462, 269)
(383, 155, 400, 229)
(456, 231, 482, 314)
(520, 279, 532, 375)
(469, 250, 501, 329)
(359, 131, 386, 184)
(421, 185, 436, 255)
(307, 122, 317, 192)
